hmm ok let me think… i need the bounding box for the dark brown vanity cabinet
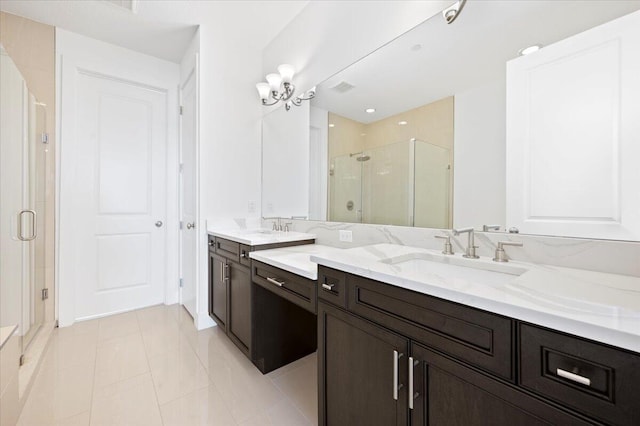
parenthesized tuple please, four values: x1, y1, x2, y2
(318, 266, 639, 426)
(208, 236, 252, 356)
(208, 235, 316, 367)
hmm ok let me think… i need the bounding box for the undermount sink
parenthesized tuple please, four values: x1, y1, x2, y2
(379, 251, 528, 287)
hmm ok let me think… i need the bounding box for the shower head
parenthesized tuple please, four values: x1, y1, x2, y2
(350, 152, 371, 161)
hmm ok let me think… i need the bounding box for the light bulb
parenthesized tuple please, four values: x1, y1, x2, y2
(266, 73, 282, 92)
(256, 83, 270, 100)
(277, 64, 295, 84)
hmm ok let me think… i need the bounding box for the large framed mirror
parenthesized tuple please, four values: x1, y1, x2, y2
(261, 0, 640, 241)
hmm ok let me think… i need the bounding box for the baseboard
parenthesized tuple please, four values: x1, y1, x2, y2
(195, 312, 216, 330)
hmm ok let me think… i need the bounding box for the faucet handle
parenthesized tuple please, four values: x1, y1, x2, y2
(283, 222, 292, 232)
(434, 235, 454, 255)
(493, 241, 523, 263)
(272, 221, 278, 231)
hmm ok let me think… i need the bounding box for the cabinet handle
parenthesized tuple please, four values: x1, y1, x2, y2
(556, 368, 591, 386)
(220, 262, 224, 282)
(321, 283, 334, 291)
(267, 277, 284, 287)
(393, 350, 399, 401)
(409, 357, 420, 409)
(240, 250, 247, 259)
(224, 264, 230, 281)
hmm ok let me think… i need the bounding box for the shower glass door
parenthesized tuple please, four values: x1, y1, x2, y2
(0, 46, 46, 353)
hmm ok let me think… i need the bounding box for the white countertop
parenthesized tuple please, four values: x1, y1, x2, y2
(0, 325, 18, 350)
(208, 227, 316, 246)
(306, 243, 640, 353)
(249, 244, 344, 280)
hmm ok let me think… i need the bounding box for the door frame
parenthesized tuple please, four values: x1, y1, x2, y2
(54, 29, 181, 326)
(178, 51, 200, 316)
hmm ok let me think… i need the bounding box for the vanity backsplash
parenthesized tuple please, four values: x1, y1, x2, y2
(261, 219, 640, 278)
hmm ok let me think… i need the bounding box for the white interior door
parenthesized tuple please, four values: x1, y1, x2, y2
(180, 67, 198, 318)
(58, 30, 179, 324)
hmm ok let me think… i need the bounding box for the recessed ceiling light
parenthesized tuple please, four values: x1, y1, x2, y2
(328, 123, 335, 128)
(365, 108, 376, 113)
(398, 121, 408, 125)
(519, 44, 542, 56)
(360, 133, 367, 137)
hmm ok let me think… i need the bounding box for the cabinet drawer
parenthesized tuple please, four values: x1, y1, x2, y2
(215, 237, 240, 261)
(252, 261, 317, 313)
(239, 244, 251, 267)
(317, 266, 347, 309)
(520, 324, 640, 425)
(347, 274, 514, 380)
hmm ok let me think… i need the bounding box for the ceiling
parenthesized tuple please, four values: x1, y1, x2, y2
(312, 0, 640, 124)
(0, 0, 309, 62)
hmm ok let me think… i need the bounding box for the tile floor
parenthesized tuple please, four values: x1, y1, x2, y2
(17, 304, 317, 426)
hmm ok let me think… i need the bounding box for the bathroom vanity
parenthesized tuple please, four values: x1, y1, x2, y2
(207, 229, 314, 364)
(310, 244, 640, 426)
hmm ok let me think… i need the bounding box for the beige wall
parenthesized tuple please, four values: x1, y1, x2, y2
(327, 112, 366, 159)
(0, 12, 56, 323)
(364, 96, 454, 151)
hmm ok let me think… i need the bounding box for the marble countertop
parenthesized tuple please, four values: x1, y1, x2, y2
(208, 227, 316, 246)
(0, 325, 18, 350)
(307, 243, 640, 353)
(249, 244, 344, 280)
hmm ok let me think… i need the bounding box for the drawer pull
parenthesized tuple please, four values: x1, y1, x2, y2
(322, 283, 335, 291)
(267, 277, 284, 287)
(556, 368, 591, 386)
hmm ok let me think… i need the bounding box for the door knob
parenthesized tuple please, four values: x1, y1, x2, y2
(186, 222, 195, 230)
(155, 221, 163, 227)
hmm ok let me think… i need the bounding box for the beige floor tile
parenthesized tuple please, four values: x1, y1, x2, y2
(272, 355, 318, 423)
(160, 385, 237, 426)
(148, 339, 211, 404)
(136, 304, 176, 331)
(239, 398, 311, 426)
(140, 321, 181, 359)
(97, 311, 140, 342)
(54, 411, 91, 426)
(207, 351, 285, 424)
(91, 373, 162, 426)
(44, 330, 97, 371)
(94, 333, 149, 387)
(18, 363, 94, 424)
(267, 352, 316, 380)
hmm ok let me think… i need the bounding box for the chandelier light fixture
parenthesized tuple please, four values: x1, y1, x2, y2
(256, 64, 315, 111)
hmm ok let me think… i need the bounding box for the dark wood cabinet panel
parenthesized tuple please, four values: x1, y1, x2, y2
(520, 323, 640, 426)
(252, 260, 317, 314)
(209, 251, 227, 331)
(215, 238, 240, 261)
(345, 272, 514, 381)
(410, 343, 596, 426)
(228, 261, 252, 357)
(318, 301, 408, 426)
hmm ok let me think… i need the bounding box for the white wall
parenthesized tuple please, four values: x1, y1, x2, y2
(195, 25, 263, 328)
(309, 106, 328, 220)
(453, 79, 506, 229)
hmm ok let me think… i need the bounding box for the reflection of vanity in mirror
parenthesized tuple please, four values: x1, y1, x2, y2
(262, 0, 640, 241)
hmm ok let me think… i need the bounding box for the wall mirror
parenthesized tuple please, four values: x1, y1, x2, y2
(261, 0, 640, 241)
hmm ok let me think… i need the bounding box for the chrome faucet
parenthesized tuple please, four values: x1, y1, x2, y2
(453, 227, 479, 259)
(493, 241, 523, 262)
(434, 235, 454, 255)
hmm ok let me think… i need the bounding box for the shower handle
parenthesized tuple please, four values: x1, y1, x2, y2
(18, 210, 37, 241)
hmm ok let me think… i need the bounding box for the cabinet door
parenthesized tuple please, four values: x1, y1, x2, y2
(228, 261, 251, 356)
(209, 252, 227, 331)
(409, 343, 596, 426)
(318, 301, 408, 426)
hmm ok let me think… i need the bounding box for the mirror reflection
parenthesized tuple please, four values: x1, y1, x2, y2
(262, 0, 640, 240)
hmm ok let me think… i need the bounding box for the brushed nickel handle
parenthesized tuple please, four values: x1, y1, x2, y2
(186, 222, 195, 229)
(321, 283, 334, 291)
(240, 250, 248, 259)
(224, 264, 229, 281)
(266, 277, 284, 287)
(393, 350, 399, 401)
(155, 221, 163, 228)
(409, 357, 419, 409)
(556, 368, 591, 386)
(18, 210, 36, 241)
(220, 262, 224, 282)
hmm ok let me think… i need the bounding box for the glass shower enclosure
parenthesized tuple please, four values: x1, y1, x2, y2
(329, 138, 451, 228)
(0, 45, 48, 355)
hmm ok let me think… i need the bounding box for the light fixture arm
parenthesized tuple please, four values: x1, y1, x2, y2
(256, 65, 314, 112)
